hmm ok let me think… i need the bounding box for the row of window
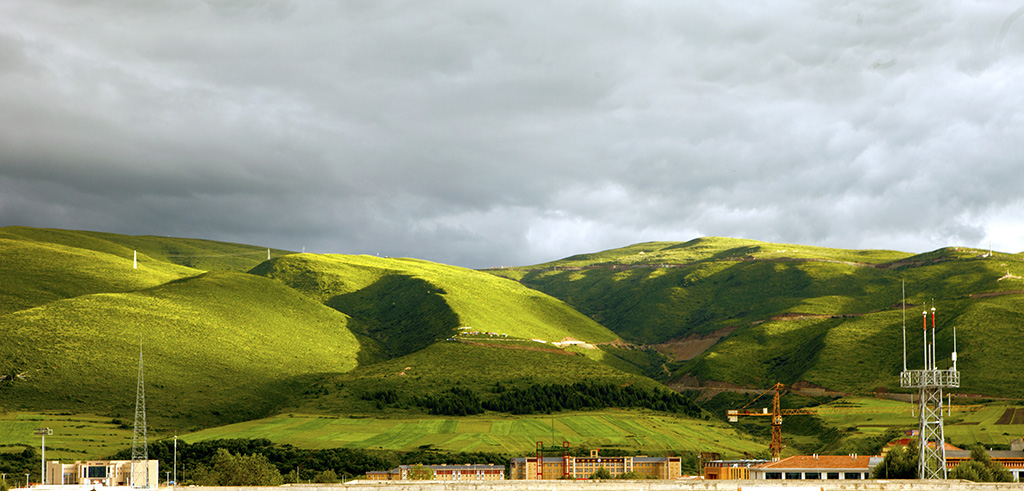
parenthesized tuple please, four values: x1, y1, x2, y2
(765, 472, 866, 480)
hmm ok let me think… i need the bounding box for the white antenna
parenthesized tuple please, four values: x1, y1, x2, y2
(902, 281, 907, 372)
(952, 326, 957, 371)
(133, 250, 138, 270)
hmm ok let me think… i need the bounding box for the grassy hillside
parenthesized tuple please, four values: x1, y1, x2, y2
(0, 272, 362, 428)
(0, 226, 291, 274)
(488, 238, 1024, 398)
(182, 409, 762, 457)
(252, 254, 620, 358)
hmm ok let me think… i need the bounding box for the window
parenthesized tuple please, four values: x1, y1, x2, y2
(766, 472, 782, 480)
(826, 472, 839, 479)
(86, 467, 108, 479)
(804, 472, 820, 479)
(785, 472, 802, 480)
(844, 472, 861, 480)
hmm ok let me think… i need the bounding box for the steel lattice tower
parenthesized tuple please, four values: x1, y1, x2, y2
(131, 338, 149, 488)
(900, 307, 958, 480)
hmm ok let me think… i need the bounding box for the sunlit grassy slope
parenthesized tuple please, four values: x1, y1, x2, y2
(489, 238, 1024, 397)
(183, 409, 762, 457)
(252, 254, 619, 357)
(0, 272, 362, 428)
(0, 226, 291, 273)
(0, 226, 292, 314)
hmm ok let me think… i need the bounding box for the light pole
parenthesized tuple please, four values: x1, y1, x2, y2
(34, 428, 51, 485)
(26, 473, 30, 488)
(173, 435, 177, 488)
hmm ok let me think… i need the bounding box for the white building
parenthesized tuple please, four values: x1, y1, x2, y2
(44, 460, 159, 487)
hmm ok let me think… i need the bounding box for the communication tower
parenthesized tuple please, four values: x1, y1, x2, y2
(900, 298, 958, 480)
(131, 337, 150, 488)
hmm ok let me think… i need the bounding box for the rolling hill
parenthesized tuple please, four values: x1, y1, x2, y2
(0, 227, 656, 436)
(487, 238, 1024, 398)
(250, 254, 620, 358)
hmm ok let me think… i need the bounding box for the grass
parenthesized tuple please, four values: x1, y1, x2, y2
(486, 238, 1024, 399)
(253, 254, 620, 350)
(181, 409, 763, 457)
(0, 226, 291, 273)
(0, 412, 134, 460)
(0, 272, 362, 429)
(288, 341, 669, 415)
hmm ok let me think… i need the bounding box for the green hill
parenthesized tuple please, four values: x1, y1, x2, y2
(0, 271, 362, 428)
(0, 226, 291, 273)
(251, 254, 620, 358)
(488, 238, 1024, 398)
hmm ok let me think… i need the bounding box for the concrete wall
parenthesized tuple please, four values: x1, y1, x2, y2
(179, 480, 1022, 491)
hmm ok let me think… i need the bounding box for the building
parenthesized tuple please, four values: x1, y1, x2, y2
(945, 438, 1024, 481)
(703, 459, 768, 479)
(366, 463, 504, 481)
(748, 454, 881, 480)
(510, 450, 682, 480)
(44, 460, 159, 487)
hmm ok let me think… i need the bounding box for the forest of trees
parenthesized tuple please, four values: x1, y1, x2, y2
(482, 381, 704, 417)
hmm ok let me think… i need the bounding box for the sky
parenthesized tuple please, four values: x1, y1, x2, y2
(1, 1, 1023, 269)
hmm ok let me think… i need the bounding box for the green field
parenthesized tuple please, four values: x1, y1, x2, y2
(182, 410, 762, 456)
(0, 412, 134, 460)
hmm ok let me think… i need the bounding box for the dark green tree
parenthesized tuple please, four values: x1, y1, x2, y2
(407, 464, 434, 480)
(871, 443, 918, 479)
(190, 449, 284, 486)
(312, 469, 339, 483)
(949, 445, 1013, 482)
(590, 467, 612, 479)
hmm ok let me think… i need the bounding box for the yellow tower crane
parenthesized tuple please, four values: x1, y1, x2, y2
(727, 382, 983, 462)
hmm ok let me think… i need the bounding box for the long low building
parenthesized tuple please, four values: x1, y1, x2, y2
(748, 454, 882, 480)
(511, 450, 682, 480)
(44, 459, 159, 487)
(366, 463, 504, 481)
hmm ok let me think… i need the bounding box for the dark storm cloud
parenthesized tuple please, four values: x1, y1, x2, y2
(1, 1, 1022, 267)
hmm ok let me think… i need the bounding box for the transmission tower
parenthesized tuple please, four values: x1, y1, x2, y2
(900, 304, 958, 480)
(131, 337, 149, 488)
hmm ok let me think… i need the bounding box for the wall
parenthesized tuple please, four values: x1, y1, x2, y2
(179, 480, 1023, 491)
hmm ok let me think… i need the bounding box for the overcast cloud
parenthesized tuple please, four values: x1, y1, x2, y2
(1, 1, 1023, 268)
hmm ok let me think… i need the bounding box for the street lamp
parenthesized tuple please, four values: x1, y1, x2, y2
(173, 435, 177, 488)
(33, 428, 51, 485)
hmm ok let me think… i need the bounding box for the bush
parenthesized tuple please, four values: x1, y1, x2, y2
(190, 449, 283, 486)
(590, 467, 611, 479)
(872, 443, 917, 479)
(949, 445, 1013, 482)
(407, 464, 434, 480)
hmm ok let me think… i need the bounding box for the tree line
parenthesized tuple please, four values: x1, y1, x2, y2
(395, 381, 704, 417)
(106, 438, 507, 485)
(481, 381, 704, 417)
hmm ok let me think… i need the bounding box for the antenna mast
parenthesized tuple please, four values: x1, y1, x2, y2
(131, 336, 149, 488)
(901, 301, 957, 480)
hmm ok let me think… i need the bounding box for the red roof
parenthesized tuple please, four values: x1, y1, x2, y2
(890, 438, 961, 451)
(755, 455, 872, 470)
